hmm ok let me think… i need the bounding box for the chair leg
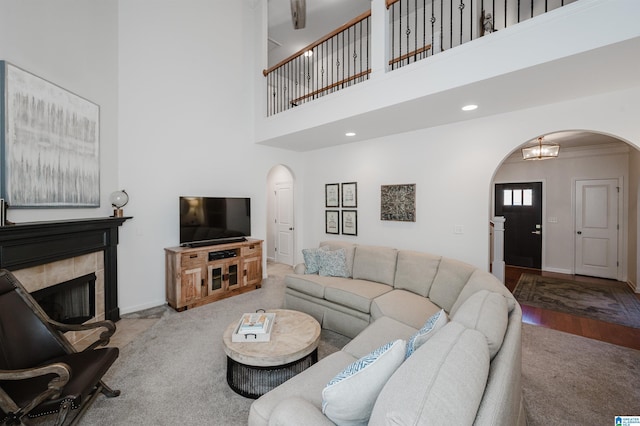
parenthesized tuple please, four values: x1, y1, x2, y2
(99, 381, 121, 398)
(53, 400, 72, 426)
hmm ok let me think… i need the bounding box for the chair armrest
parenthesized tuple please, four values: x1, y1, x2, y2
(0, 363, 71, 416)
(48, 319, 117, 351)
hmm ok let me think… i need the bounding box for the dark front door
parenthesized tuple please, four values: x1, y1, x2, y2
(495, 182, 542, 269)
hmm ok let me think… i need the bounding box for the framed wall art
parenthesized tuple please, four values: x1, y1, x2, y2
(325, 183, 339, 208)
(381, 184, 416, 222)
(341, 182, 357, 208)
(0, 61, 100, 208)
(342, 210, 357, 236)
(326, 210, 339, 234)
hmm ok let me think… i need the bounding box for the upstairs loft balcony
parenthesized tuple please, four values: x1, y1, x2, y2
(256, 0, 640, 151)
(264, 0, 578, 117)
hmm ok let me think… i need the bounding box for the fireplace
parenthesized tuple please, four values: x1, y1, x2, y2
(0, 217, 129, 322)
(32, 273, 97, 324)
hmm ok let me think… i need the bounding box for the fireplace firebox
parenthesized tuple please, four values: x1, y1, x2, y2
(32, 273, 97, 324)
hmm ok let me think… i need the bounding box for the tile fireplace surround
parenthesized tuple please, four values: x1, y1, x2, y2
(0, 217, 129, 348)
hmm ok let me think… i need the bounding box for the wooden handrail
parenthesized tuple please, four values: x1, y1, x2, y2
(386, 0, 400, 9)
(289, 69, 371, 105)
(389, 44, 431, 66)
(263, 10, 372, 77)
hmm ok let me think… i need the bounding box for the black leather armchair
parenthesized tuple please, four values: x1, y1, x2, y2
(0, 269, 120, 425)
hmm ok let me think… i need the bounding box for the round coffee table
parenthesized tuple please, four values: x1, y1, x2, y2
(222, 309, 321, 399)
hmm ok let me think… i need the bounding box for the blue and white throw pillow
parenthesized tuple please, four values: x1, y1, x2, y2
(322, 339, 406, 426)
(405, 309, 448, 359)
(302, 246, 327, 274)
(317, 248, 349, 278)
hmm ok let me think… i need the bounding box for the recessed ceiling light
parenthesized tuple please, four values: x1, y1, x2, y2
(462, 104, 478, 111)
(345, 132, 356, 137)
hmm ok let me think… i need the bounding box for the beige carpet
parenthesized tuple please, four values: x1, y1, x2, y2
(522, 324, 640, 425)
(514, 273, 640, 328)
(60, 264, 640, 425)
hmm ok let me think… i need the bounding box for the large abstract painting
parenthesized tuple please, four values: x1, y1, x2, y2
(380, 184, 416, 222)
(0, 62, 99, 207)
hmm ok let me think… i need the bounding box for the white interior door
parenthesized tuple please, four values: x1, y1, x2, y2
(275, 182, 294, 265)
(575, 179, 619, 279)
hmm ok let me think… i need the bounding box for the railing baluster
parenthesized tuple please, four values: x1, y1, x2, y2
(264, 0, 571, 115)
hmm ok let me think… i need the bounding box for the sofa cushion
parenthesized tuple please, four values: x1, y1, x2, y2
(320, 241, 357, 278)
(324, 279, 393, 313)
(248, 351, 357, 426)
(428, 257, 476, 312)
(393, 250, 441, 296)
(352, 246, 398, 286)
(449, 269, 516, 316)
(322, 339, 407, 426)
(370, 289, 441, 329)
(369, 322, 490, 426)
(302, 246, 328, 274)
(405, 309, 448, 358)
(342, 316, 417, 359)
(451, 289, 508, 359)
(318, 248, 349, 277)
(285, 274, 350, 299)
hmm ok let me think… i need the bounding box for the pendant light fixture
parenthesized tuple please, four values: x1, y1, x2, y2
(521, 136, 560, 160)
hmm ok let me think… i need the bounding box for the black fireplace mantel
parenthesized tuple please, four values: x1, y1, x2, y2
(0, 217, 131, 321)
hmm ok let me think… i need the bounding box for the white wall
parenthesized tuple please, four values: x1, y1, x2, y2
(629, 149, 640, 289)
(293, 88, 640, 271)
(0, 0, 119, 222)
(116, 0, 302, 313)
(494, 143, 629, 275)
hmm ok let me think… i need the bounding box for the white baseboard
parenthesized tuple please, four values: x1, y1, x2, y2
(542, 267, 573, 275)
(120, 300, 167, 315)
(627, 280, 638, 293)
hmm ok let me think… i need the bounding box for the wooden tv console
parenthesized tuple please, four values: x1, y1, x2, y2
(165, 239, 263, 311)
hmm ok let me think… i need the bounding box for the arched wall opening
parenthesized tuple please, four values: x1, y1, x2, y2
(266, 164, 296, 265)
(490, 130, 640, 292)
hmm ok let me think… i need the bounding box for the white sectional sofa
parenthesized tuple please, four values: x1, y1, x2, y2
(249, 241, 525, 426)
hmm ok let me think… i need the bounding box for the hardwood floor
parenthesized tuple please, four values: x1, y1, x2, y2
(506, 266, 640, 351)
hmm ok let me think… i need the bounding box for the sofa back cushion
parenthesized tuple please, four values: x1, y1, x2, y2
(321, 241, 357, 278)
(393, 250, 441, 296)
(451, 290, 508, 359)
(352, 246, 398, 286)
(428, 257, 476, 312)
(369, 322, 489, 425)
(449, 269, 516, 317)
(322, 339, 407, 426)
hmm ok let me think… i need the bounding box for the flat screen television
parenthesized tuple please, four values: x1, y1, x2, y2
(179, 196, 251, 247)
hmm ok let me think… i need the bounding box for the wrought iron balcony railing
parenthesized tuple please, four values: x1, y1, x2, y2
(265, 0, 576, 116)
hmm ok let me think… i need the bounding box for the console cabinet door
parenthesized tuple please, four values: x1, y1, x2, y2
(242, 243, 262, 287)
(181, 266, 203, 305)
(209, 260, 241, 293)
(244, 256, 262, 287)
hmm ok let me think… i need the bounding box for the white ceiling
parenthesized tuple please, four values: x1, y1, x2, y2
(267, 0, 370, 68)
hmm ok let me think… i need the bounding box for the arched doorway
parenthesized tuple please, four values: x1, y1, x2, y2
(492, 130, 638, 286)
(266, 165, 295, 265)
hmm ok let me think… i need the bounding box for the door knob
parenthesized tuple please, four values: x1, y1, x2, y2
(531, 231, 541, 235)
(289, 227, 294, 231)
(577, 231, 582, 235)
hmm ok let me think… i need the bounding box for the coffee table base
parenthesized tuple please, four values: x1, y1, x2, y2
(226, 349, 318, 399)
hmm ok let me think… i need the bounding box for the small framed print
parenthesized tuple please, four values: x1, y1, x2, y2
(341, 182, 357, 208)
(325, 183, 340, 208)
(342, 210, 357, 236)
(326, 210, 339, 234)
